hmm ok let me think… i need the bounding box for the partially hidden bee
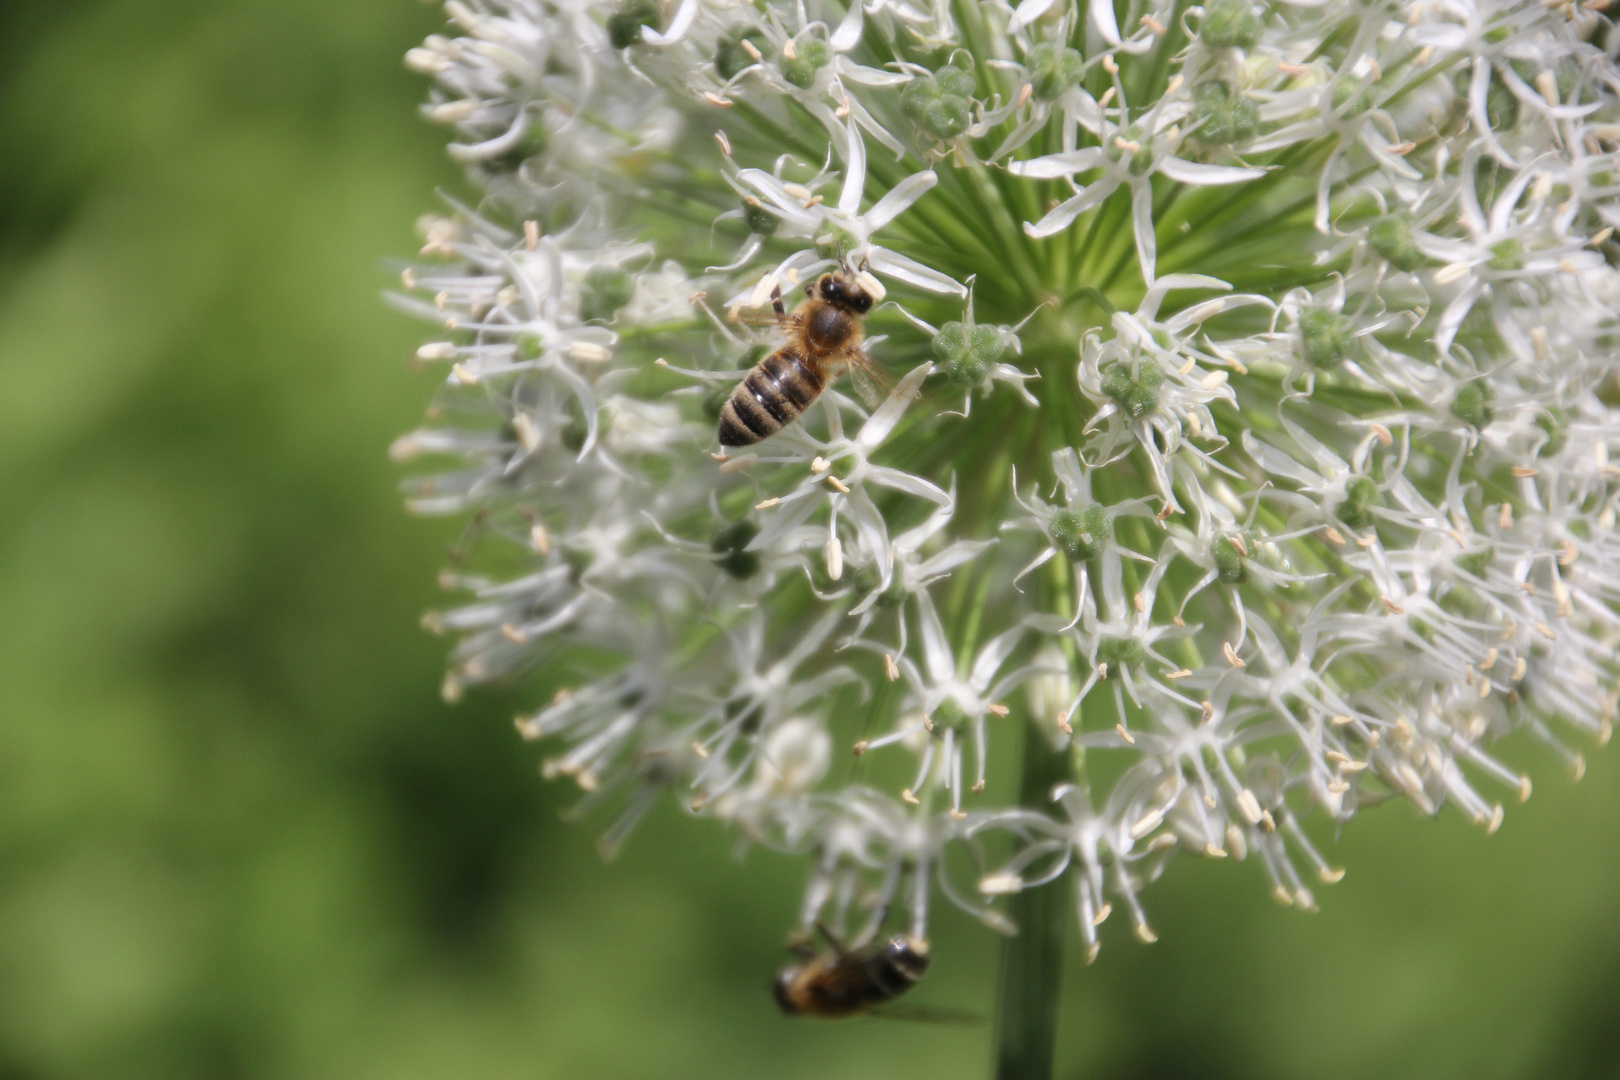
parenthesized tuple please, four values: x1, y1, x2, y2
(772, 928, 930, 1019)
(717, 265, 887, 447)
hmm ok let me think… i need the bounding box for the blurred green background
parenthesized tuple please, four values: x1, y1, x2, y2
(0, 2, 1617, 1077)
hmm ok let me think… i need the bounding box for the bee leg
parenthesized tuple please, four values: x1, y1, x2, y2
(784, 931, 817, 959)
(815, 920, 852, 958)
(771, 282, 786, 320)
(856, 253, 871, 273)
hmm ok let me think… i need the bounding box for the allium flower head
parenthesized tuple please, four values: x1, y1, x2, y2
(395, 0, 1620, 958)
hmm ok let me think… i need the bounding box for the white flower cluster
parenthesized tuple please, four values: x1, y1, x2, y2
(394, 0, 1620, 958)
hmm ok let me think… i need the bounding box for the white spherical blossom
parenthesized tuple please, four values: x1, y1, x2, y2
(394, 0, 1620, 962)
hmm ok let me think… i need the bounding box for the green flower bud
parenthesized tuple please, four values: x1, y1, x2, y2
(1485, 74, 1519, 131)
(606, 0, 662, 49)
(1451, 381, 1494, 428)
(1100, 360, 1164, 418)
(1337, 475, 1381, 528)
(780, 37, 830, 89)
(1331, 78, 1373, 116)
(933, 321, 1007, 387)
(491, 116, 549, 171)
(901, 65, 975, 139)
(1536, 407, 1569, 457)
(1097, 635, 1147, 676)
(1200, 0, 1264, 48)
(701, 384, 731, 422)
(1299, 307, 1353, 369)
(715, 24, 769, 80)
(1212, 534, 1250, 585)
(1456, 545, 1494, 579)
(1050, 504, 1110, 563)
(1027, 43, 1084, 102)
(1487, 238, 1523, 271)
(1189, 81, 1260, 144)
(922, 96, 972, 139)
(712, 520, 761, 579)
(1368, 211, 1427, 272)
(515, 332, 545, 360)
(581, 266, 635, 322)
(936, 64, 977, 99)
(742, 197, 778, 236)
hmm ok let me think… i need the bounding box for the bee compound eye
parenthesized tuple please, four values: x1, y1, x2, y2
(771, 969, 799, 1014)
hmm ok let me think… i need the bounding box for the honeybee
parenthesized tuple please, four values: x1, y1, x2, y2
(772, 927, 930, 1019)
(717, 265, 886, 447)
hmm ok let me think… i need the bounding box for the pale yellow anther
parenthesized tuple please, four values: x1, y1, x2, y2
(1223, 641, 1245, 668)
(810, 456, 830, 473)
(1531, 326, 1551, 361)
(531, 524, 551, 555)
(986, 702, 1011, 717)
(1511, 466, 1539, 478)
(754, 498, 779, 510)
(1115, 723, 1135, 745)
(884, 654, 899, 682)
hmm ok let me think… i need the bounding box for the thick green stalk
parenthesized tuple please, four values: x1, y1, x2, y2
(990, 725, 1071, 1080)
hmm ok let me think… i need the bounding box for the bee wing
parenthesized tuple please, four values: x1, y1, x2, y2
(846, 350, 898, 411)
(868, 1004, 986, 1027)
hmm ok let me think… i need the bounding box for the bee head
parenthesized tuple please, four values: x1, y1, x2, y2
(882, 935, 931, 980)
(816, 271, 873, 314)
(770, 964, 802, 1015)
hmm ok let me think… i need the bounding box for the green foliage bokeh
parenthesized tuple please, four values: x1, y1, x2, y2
(0, 2, 1616, 1077)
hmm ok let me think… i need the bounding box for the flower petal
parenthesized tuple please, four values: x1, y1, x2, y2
(866, 170, 938, 231)
(1156, 156, 1266, 186)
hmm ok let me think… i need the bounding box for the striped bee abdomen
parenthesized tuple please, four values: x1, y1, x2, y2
(717, 348, 826, 446)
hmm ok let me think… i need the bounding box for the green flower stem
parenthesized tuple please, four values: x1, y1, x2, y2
(990, 722, 1071, 1080)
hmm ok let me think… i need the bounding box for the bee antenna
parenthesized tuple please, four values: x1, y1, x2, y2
(834, 236, 846, 273)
